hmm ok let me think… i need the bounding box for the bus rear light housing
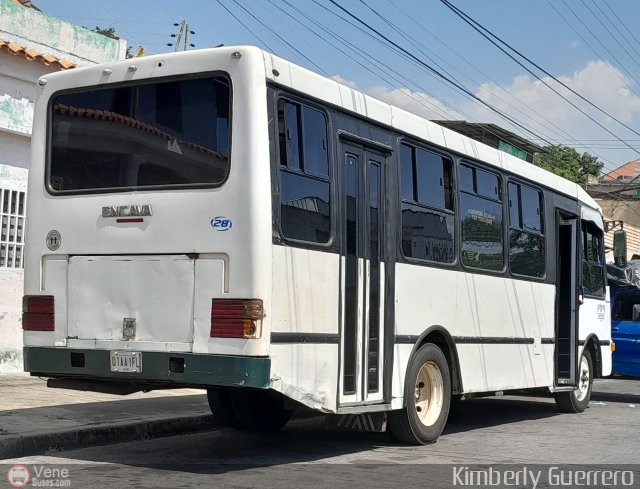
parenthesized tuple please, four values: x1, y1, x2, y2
(211, 299, 263, 339)
(22, 295, 55, 331)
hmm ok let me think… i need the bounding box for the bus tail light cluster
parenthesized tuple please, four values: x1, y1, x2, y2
(22, 296, 55, 331)
(210, 299, 263, 339)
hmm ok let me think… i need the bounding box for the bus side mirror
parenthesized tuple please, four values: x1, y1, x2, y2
(614, 229, 627, 267)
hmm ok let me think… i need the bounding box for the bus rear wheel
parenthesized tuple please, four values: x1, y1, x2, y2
(230, 389, 294, 431)
(206, 388, 240, 428)
(554, 349, 593, 413)
(388, 343, 451, 445)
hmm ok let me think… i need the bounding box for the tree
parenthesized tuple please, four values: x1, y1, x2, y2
(533, 145, 603, 188)
(89, 26, 133, 58)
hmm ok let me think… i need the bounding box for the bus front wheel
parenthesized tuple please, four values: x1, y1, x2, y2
(388, 343, 451, 445)
(554, 349, 594, 413)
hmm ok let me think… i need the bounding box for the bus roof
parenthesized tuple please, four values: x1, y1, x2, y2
(260, 48, 600, 212)
(36, 45, 600, 211)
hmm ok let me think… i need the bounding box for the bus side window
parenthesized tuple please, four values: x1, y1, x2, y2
(399, 143, 455, 264)
(508, 182, 545, 278)
(582, 221, 605, 297)
(460, 163, 504, 271)
(277, 98, 331, 244)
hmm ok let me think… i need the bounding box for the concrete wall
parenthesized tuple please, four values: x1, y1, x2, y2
(0, 0, 128, 372)
(0, 0, 127, 65)
(597, 199, 640, 262)
(0, 164, 27, 372)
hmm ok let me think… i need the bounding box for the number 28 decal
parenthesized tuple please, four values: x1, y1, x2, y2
(211, 216, 233, 231)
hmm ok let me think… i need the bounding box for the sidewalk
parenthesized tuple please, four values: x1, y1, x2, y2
(0, 374, 215, 459)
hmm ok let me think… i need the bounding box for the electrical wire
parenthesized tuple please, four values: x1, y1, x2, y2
(214, 0, 277, 53)
(439, 0, 640, 154)
(232, 0, 328, 75)
(325, 0, 558, 146)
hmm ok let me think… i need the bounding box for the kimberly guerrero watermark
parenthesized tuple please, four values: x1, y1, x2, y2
(453, 466, 635, 488)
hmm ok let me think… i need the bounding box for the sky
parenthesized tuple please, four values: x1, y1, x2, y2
(34, 0, 640, 176)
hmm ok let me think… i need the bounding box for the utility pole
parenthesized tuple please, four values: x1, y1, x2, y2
(167, 21, 196, 51)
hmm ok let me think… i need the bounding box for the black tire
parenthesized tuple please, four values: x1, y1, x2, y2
(451, 394, 463, 403)
(388, 343, 451, 445)
(230, 389, 294, 431)
(206, 388, 240, 428)
(554, 349, 594, 413)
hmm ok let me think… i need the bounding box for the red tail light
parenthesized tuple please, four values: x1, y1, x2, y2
(211, 299, 263, 339)
(22, 296, 55, 331)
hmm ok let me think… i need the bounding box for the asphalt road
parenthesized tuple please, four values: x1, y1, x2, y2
(5, 378, 640, 488)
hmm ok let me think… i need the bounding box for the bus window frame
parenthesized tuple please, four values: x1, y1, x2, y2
(273, 92, 336, 250)
(506, 177, 547, 281)
(397, 138, 459, 268)
(458, 159, 508, 275)
(581, 218, 606, 299)
(45, 71, 234, 196)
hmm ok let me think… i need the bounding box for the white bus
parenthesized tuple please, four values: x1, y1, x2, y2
(23, 46, 612, 444)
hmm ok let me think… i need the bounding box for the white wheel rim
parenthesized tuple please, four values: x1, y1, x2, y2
(414, 361, 444, 427)
(575, 355, 590, 402)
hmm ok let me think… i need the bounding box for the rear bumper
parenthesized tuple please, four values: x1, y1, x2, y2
(23, 347, 271, 389)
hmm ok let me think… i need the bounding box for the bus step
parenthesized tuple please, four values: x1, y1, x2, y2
(325, 413, 386, 432)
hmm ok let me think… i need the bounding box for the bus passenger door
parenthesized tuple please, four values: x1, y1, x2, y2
(339, 142, 387, 406)
(555, 211, 578, 387)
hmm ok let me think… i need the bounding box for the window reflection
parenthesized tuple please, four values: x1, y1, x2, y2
(400, 143, 455, 264)
(280, 171, 330, 243)
(460, 193, 503, 270)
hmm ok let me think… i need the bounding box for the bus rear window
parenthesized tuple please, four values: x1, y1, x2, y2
(49, 75, 231, 193)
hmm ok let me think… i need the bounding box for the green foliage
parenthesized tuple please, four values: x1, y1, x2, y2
(91, 26, 117, 39)
(533, 145, 603, 188)
(88, 26, 133, 58)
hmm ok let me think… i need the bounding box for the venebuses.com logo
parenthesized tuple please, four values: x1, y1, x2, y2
(6, 465, 30, 488)
(6, 464, 71, 487)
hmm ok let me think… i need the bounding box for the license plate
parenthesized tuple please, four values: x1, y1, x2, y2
(110, 351, 142, 373)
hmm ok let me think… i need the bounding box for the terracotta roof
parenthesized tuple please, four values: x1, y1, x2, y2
(54, 103, 227, 161)
(10, 0, 41, 11)
(601, 158, 640, 181)
(0, 39, 75, 70)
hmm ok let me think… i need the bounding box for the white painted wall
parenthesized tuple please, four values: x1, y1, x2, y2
(0, 0, 127, 65)
(0, 163, 27, 372)
(0, 0, 128, 372)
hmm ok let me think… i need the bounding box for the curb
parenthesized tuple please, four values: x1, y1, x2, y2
(0, 414, 217, 460)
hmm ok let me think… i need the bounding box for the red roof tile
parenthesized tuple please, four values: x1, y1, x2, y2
(10, 0, 41, 11)
(0, 39, 75, 70)
(601, 159, 640, 181)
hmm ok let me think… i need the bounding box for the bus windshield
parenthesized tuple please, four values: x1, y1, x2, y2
(48, 74, 231, 193)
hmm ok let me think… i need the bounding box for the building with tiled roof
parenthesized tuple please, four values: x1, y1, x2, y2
(0, 39, 75, 70)
(600, 158, 640, 183)
(587, 157, 640, 262)
(10, 0, 40, 11)
(0, 0, 128, 373)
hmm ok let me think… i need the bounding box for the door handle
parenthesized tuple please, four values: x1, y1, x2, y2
(612, 327, 619, 331)
(578, 286, 584, 305)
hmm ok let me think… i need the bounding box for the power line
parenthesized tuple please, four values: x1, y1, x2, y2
(589, 0, 640, 62)
(297, 0, 622, 174)
(275, 0, 459, 120)
(232, 0, 329, 75)
(214, 0, 277, 53)
(557, 0, 639, 85)
(439, 0, 640, 155)
(357, 0, 589, 153)
(602, 1, 640, 53)
(544, 0, 640, 100)
(325, 0, 557, 146)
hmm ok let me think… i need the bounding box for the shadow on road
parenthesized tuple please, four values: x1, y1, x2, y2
(445, 396, 558, 435)
(590, 391, 640, 404)
(46, 394, 565, 470)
